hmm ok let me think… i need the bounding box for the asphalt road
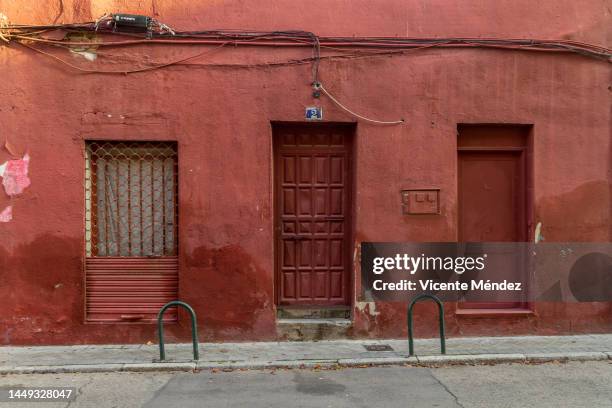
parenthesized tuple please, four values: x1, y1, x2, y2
(0, 361, 611, 407)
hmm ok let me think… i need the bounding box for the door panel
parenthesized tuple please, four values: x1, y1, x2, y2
(275, 125, 352, 306)
(459, 152, 524, 242)
(458, 128, 529, 310)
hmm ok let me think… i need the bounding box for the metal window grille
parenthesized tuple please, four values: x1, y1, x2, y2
(85, 141, 178, 257)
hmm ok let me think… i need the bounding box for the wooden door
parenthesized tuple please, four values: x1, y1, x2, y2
(458, 125, 530, 309)
(274, 124, 352, 306)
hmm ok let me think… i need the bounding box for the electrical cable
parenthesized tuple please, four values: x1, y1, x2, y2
(317, 83, 404, 125)
(4, 31, 609, 61)
(1, 17, 609, 82)
(309, 33, 321, 84)
(1, 20, 607, 50)
(1, 20, 609, 61)
(16, 41, 229, 74)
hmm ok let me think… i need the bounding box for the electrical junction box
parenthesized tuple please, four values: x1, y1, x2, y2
(305, 107, 323, 121)
(401, 189, 440, 215)
(113, 14, 151, 32)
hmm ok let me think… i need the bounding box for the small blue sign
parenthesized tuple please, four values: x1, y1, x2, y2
(305, 106, 323, 120)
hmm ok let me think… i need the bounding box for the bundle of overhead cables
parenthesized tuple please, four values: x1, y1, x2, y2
(0, 13, 609, 124)
(1, 13, 609, 61)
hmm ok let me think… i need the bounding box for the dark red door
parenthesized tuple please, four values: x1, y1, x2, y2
(459, 151, 525, 242)
(458, 125, 530, 309)
(274, 124, 352, 306)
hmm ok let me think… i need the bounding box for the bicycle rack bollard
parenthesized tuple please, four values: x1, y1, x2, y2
(407, 294, 446, 356)
(157, 300, 199, 361)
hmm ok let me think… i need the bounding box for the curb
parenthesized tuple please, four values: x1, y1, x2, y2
(524, 352, 609, 363)
(122, 362, 197, 372)
(1, 352, 610, 374)
(416, 353, 526, 365)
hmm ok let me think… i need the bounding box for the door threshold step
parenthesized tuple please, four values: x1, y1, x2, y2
(277, 318, 353, 341)
(277, 318, 351, 325)
(277, 307, 351, 319)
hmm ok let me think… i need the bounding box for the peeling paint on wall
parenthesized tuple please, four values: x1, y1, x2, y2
(70, 49, 97, 61)
(0, 206, 12, 222)
(534, 221, 544, 243)
(1, 154, 31, 196)
(355, 301, 380, 316)
(68, 32, 99, 61)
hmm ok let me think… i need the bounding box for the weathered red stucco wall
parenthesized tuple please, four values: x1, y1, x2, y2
(0, 0, 610, 344)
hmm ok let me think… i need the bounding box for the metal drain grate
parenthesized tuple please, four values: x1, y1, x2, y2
(364, 344, 394, 351)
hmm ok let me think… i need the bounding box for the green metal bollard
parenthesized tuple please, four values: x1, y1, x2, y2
(157, 300, 199, 361)
(407, 294, 446, 356)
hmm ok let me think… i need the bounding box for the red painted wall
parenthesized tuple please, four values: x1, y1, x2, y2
(0, 0, 610, 344)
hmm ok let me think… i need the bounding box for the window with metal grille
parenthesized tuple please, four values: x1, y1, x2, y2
(85, 141, 178, 323)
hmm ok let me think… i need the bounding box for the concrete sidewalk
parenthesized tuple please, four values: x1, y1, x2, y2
(1, 334, 611, 374)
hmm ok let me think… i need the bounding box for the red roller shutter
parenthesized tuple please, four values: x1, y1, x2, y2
(86, 257, 178, 322)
